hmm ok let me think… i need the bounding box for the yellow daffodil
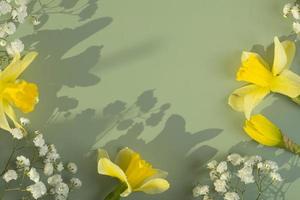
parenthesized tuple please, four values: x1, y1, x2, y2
(228, 37, 300, 118)
(98, 147, 170, 198)
(0, 52, 38, 132)
(244, 114, 300, 155)
(244, 114, 284, 147)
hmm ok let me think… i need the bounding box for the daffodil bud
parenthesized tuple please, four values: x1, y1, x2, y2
(244, 114, 284, 147)
(244, 114, 300, 156)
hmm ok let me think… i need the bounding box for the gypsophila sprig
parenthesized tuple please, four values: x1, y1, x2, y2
(193, 153, 283, 200)
(282, 1, 300, 37)
(0, 118, 82, 199)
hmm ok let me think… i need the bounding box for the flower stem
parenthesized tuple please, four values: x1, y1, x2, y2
(283, 134, 300, 155)
(104, 183, 127, 200)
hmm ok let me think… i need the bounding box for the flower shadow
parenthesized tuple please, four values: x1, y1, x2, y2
(20, 16, 112, 127)
(40, 89, 221, 200)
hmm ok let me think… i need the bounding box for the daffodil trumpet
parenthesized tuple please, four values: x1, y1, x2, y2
(229, 36, 300, 119)
(97, 147, 170, 200)
(0, 52, 39, 133)
(244, 114, 300, 155)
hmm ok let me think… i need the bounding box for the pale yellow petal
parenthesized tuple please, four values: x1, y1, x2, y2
(272, 37, 288, 76)
(3, 102, 21, 129)
(1, 52, 38, 82)
(271, 69, 300, 98)
(228, 85, 270, 119)
(0, 101, 10, 131)
(97, 149, 110, 160)
(97, 158, 131, 193)
(272, 37, 295, 75)
(281, 40, 295, 69)
(115, 147, 135, 172)
(134, 178, 170, 194)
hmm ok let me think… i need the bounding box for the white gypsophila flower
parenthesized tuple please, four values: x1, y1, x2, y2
(207, 160, 218, 169)
(209, 170, 218, 181)
(56, 162, 64, 172)
(216, 161, 227, 174)
(0, 24, 6, 38)
(48, 174, 63, 186)
(28, 168, 40, 183)
(220, 172, 230, 181)
(283, 3, 293, 17)
(6, 39, 24, 56)
(70, 178, 82, 189)
(55, 182, 69, 197)
(264, 160, 279, 172)
(3, 169, 18, 182)
(45, 150, 60, 163)
(193, 185, 209, 197)
(224, 192, 240, 200)
(4, 22, 16, 35)
(244, 155, 262, 167)
(16, 155, 30, 168)
(67, 162, 78, 174)
(203, 196, 212, 200)
(15, 0, 30, 5)
(214, 179, 227, 193)
(237, 166, 254, 184)
(0, 39, 6, 47)
(0, 1, 12, 15)
(55, 195, 67, 200)
(11, 5, 28, 23)
(10, 128, 23, 140)
(293, 22, 300, 34)
(292, 5, 300, 19)
(270, 172, 283, 182)
(31, 16, 40, 25)
(20, 117, 30, 125)
(44, 162, 54, 176)
(39, 145, 48, 157)
(33, 134, 45, 148)
(27, 181, 47, 199)
(227, 153, 243, 166)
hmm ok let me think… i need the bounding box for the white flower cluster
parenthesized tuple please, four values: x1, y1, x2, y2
(0, 0, 40, 57)
(2, 120, 81, 199)
(193, 153, 282, 200)
(283, 2, 300, 35)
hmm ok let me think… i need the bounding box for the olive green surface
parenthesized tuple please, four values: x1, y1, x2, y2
(1, 0, 300, 199)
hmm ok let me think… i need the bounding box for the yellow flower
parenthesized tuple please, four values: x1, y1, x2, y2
(0, 52, 38, 132)
(244, 114, 284, 147)
(228, 37, 300, 118)
(98, 147, 170, 197)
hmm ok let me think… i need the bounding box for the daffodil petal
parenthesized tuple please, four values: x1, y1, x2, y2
(3, 102, 24, 132)
(97, 149, 110, 160)
(228, 85, 270, 119)
(281, 40, 295, 69)
(271, 69, 300, 98)
(0, 101, 10, 131)
(134, 178, 170, 194)
(1, 52, 38, 82)
(272, 37, 288, 76)
(115, 147, 135, 172)
(272, 37, 295, 75)
(98, 157, 131, 193)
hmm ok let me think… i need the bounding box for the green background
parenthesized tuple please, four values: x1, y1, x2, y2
(1, 0, 300, 199)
